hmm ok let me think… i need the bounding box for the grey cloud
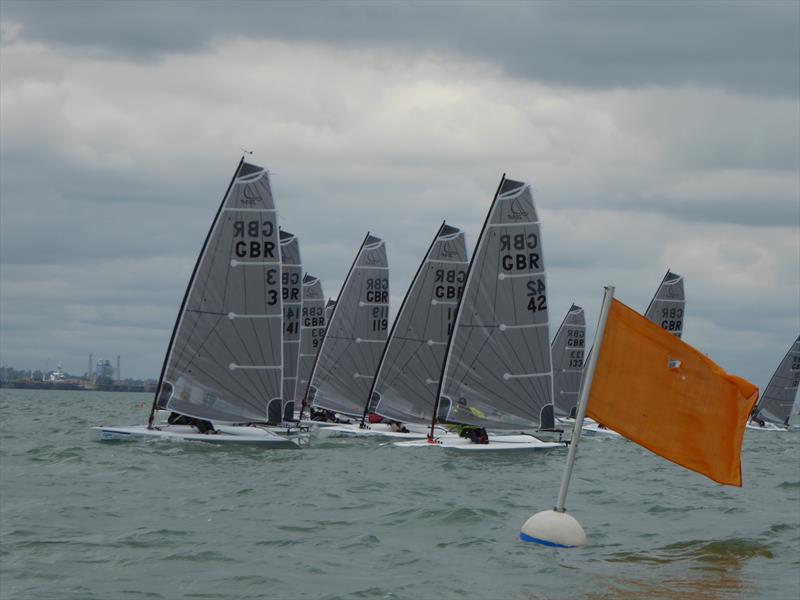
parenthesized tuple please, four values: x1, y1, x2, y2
(2, 0, 798, 96)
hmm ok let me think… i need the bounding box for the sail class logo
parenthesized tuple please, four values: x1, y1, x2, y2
(507, 198, 529, 221)
(241, 185, 262, 205)
(440, 241, 458, 258)
(365, 253, 382, 266)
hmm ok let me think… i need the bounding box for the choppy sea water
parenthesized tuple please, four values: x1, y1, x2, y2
(1, 389, 798, 600)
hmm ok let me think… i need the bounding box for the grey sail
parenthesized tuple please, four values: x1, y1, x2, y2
(551, 304, 586, 418)
(294, 273, 326, 408)
(371, 223, 468, 424)
(753, 335, 800, 426)
(280, 230, 302, 421)
(436, 178, 553, 430)
(309, 234, 389, 416)
(644, 270, 685, 338)
(324, 299, 336, 323)
(156, 160, 283, 423)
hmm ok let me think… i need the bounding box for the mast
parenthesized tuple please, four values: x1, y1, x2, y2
(428, 175, 506, 439)
(360, 222, 447, 428)
(148, 157, 244, 428)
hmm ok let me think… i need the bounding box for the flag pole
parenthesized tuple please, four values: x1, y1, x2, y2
(520, 285, 615, 548)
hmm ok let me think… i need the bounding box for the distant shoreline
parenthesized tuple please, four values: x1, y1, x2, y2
(0, 381, 156, 393)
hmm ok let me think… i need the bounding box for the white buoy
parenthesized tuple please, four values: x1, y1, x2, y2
(519, 286, 615, 549)
(519, 509, 586, 547)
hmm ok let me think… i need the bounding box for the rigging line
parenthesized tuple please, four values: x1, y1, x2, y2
(185, 309, 228, 316)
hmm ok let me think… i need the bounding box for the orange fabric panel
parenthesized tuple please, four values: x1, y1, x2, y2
(586, 300, 758, 486)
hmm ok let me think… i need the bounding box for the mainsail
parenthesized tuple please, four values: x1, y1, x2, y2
(551, 304, 586, 418)
(435, 177, 554, 430)
(280, 230, 303, 421)
(324, 299, 336, 323)
(644, 270, 685, 338)
(152, 160, 283, 424)
(294, 274, 326, 409)
(308, 234, 389, 416)
(752, 335, 800, 426)
(371, 223, 468, 424)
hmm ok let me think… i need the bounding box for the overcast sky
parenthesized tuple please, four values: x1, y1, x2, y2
(1, 1, 798, 393)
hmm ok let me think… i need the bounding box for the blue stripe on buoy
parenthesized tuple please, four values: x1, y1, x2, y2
(519, 531, 575, 548)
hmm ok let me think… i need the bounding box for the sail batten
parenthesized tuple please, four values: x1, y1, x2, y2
(155, 161, 283, 424)
(371, 223, 469, 424)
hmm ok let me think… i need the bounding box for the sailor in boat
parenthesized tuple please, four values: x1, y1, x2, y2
(388, 420, 409, 433)
(748, 407, 765, 427)
(310, 407, 339, 422)
(456, 425, 489, 444)
(167, 412, 218, 434)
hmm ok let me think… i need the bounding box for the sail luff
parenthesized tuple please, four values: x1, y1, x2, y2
(148, 157, 244, 428)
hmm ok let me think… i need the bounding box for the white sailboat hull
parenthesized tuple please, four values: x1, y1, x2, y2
(745, 421, 789, 432)
(557, 417, 622, 438)
(393, 433, 564, 451)
(91, 425, 300, 447)
(316, 422, 447, 439)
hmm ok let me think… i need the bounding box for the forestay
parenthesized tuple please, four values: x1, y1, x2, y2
(280, 230, 303, 421)
(372, 223, 468, 424)
(309, 234, 389, 416)
(436, 178, 554, 430)
(551, 304, 586, 418)
(644, 270, 685, 338)
(753, 335, 800, 426)
(155, 161, 283, 423)
(294, 274, 326, 408)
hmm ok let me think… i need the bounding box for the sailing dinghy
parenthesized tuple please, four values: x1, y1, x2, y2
(93, 159, 297, 447)
(747, 335, 799, 431)
(551, 304, 586, 421)
(323, 223, 468, 439)
(303, 234, 390, 424)
(395, 177, 562, 451)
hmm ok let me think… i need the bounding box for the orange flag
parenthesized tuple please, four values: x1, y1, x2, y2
(586, 299, 758, 486)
